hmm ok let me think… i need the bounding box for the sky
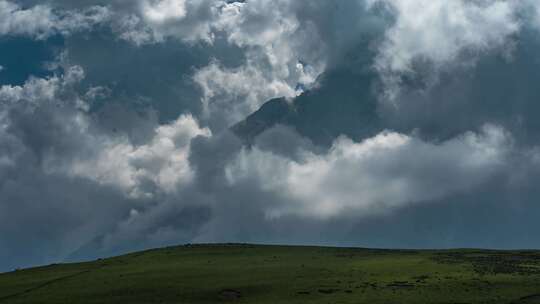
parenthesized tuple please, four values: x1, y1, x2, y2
(2, 0, 540, 272)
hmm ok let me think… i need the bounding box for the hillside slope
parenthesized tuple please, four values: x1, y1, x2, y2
(1, 244, 540, 303)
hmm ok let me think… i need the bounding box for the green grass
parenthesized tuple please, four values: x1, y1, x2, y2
(1, 244, 540, 303)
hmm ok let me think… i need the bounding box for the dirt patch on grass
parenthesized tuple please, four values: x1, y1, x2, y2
(434, 251, 540, 275)
(512, 294, 540, 304)
(318, 288, 340, 294)
(219, 289, 242, 301)
(387, 281, 415, 289)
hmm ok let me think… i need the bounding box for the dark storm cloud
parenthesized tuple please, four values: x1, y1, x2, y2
(0, 170, 134, 270)
(0, 73, 146, 271)
(379, 28, 540, 145)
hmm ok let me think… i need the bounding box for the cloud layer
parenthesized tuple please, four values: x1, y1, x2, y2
(2, 0, 540, 272)
(227, 125, 510, 218)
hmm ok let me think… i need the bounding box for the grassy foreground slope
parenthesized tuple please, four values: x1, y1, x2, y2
(1, 244, 540, 304)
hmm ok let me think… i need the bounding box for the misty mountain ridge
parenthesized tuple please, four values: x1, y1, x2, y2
(232, 68, 381, 146)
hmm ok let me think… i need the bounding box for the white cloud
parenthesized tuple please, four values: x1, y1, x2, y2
(114, 14, 156, 46)
(109, 0, 332, 126)
(369, 0, 520, 99)
(191, 0, 326, 126)
(142, 0, 187, 23)
(119, 0, 218, 43)
(126, 0, 326, 125)
(0, 65, 85, 108)
(0, 0, 110, 39)
(0, 64, 210, 200)
(193, 61, 302, 126)
(66, 114, 211, 198)
(226, 125, 511, 218)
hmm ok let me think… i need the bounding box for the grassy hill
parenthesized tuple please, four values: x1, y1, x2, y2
(1, 244, 540, 303)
